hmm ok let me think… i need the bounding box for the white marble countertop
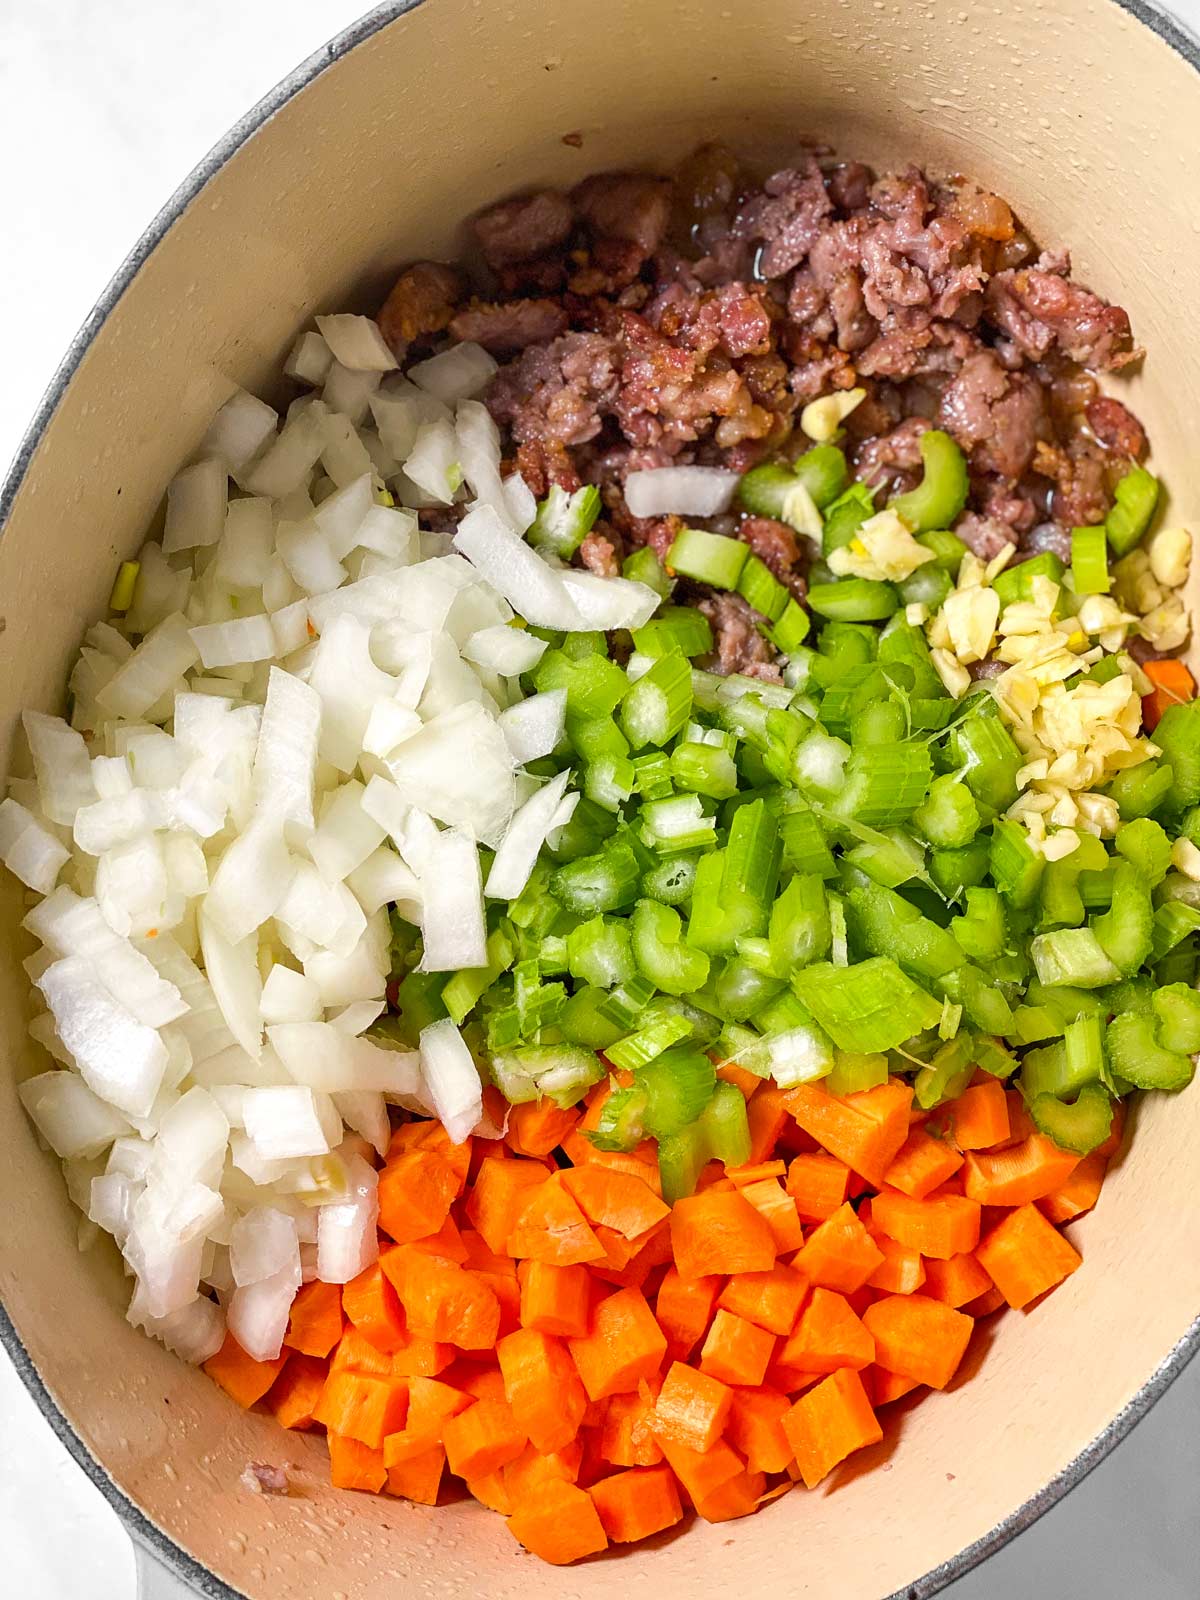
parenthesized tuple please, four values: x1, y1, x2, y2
(1, 3, 1198, 1596)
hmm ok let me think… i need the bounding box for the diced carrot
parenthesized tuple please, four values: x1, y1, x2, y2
(478, 1267, 521, 1337)
(868, 1366, 921, 1406)
(383, 1376, 470, 1461)
(589, 1463, 684, 1543)
(695, 1467, 766, 1522)
(506, 1479, 609, 1565)
(284, 1280, 344, 1358)
(517, 1258, 591, 1338)
(389, 1327, 454, 1378)
(975, 1202, 1083, 1309)
(782, 1368, 883, 1488)
(569, 1286, 667, 1401)
(784, 1079, 912, 1185)
(328, 1433, 387, 1493)
(204, 1334, 288, 1408)
(726, 1159, 787, 1186)
(506, 1099, 581, 1158)
(718, 1263, 808, 1336)
(746, 1085, 793, 1163)
(716, 1058, 764, 1100)
(726, 1385, 794, 1473)
(314, 1369, 408, 1448)
(394, 1120, 473, 1190)
(507, 1173, 606, 1265)
(861, 1294, 973, 1389)
(467, 1469, 513, 1514)
(342, 1262, 407, 1352)
(267, 1353, 327, 1430)
(655, 1434, 744, 1506)
(330, 1324, 396, 1378)
(561, 1128, 664, 1189)
(503, 1440, 584, 1499)
(496, 1327, 588, 1452)
(921, 1251, 993, 1309)
(653, 1359, 733, 1452)
(882, 1125, 964, 1199)
(561, 1164, 670, 1239)
(865, 1232, 926, 1296)
(1141, 657, 1195, 731)
(406, 1214, 469, 1265)
(792, 1200, 884, 1292)
(786, 1152, 852, 1222)
(385, 1445, 444, 1504)
(778, 1287, 874, 1375)
(699, 1309, 776, 1388)
(964, 1135, 1080, 1206)
(764, 1359, 823, 1395)
(739, 1177, 805, 1252)
(1038, 1149, 1107, 1225)
(443, 1398, 527, 1479)
(382, 1247, 501, 1351)
(443, 1362, 506, 1403)
(871, 1189, 982, 1260)
(464, 1156, 548, 1256)
(377, 1149, 460, 1244)
(598, 1381, 664, 1467)
(951, 1079, 1010, 1151)
(670, 1188, 777, 1279)
(965, 1285, 1007, 1317)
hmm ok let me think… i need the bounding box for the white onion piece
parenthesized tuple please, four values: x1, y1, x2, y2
(198, 911, 262, 1061)
(416, 827, 486, 971)
(96, 613, 199, 721)
(252, 666, 321, 843)
(503, 473, 538, 534)
(204, 818, 294, 946)
(316, 1153, 379, 1284)
(19, 1070, 131, 1159)
(313, 474, 375, 560)
(260, 965, 323, 1025)
(561, 568, 660, 631)
(320, 412, 374, 488)
(307, 612, 399, 772)
(22, 711, 97, 824)
(409, 343, 498, 404)
(37, 957, 168, 1120)
(322, 362, 383, 428)
(405, 419, 463, 505)
(309, 780, 386, 882)
(329, 1000, 387, 1035)
(355, 504, 418, 563)
(462, 624, 547, 677)
(277, 520, 348, 595)
(361, 698, 421, 759)
(284, 331, 333, 386)
(485, 770, 573, 901)
(275, 862, 366, 960)
(228, 1260, 301, 1363)
(163, 458, 228, 554)
(268, 1022, 421, 1095)
(230, 1205, 302, 1286)
(315, 314, 398, 373)
(0, 797, 70, 892)
(333, 1090, 390, 1158)
(346, 845, 422, 919)
(189, 615, 276, 670)
(384, 700, 516, 844)
(624, 464, 739, 518)
(25, 887, 186, 1027)
(131, 1295, 225, 1364)
(270, 599, 312, 657)
(200, 390, 278, 475)
(154, 1088, 229, 1190)
(242, 1086, 340, 1160)
(303, 917, 389, 1007)
(243, 401, 327, 499)
(418, 1018, 482, 1145)
(453, 503, 585, 629)
(499, 689, 567, 765)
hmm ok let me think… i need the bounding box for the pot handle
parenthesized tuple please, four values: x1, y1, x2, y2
(134, 1541, 199, 1599)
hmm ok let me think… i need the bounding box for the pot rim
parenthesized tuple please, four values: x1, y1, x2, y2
(1, 2, 1198, 1596)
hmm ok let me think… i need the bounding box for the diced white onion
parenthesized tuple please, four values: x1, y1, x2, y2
(624, 465, 739, 518)
(314, 314, 398, 373)
(19, 1070, 131, 1158)
(200, 390, 278, 474)
(268, 1021, 421, 1095)
(163, 458, 228, 554)
(316, 1154, 379, 1284)
(499, 689, 567, 765)
(408, 343, 498, 404)
(418, 1018, 482, 1145)
(462, 624, 548, 676)
(454, 503, 585, 629)
(415, 826, 486, 971)
(284, 330, 334, 386)
(0, 797, 70, 892)
(485, 770, 573, 902)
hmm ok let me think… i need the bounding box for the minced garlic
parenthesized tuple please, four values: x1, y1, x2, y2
(800, 386, 866, 444)
(827, 509, 937, 583)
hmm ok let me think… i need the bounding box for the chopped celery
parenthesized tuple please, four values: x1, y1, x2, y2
(736, 554, 790, 623)
(808, 578, 899, 622)
(993, 552, 1064, 609)
(632, 607, 713, 659)
(606, 1010, 693, 1072)
(639, 793, 717, 854)
(914, 1035, 974, 1110)
(990, 820, 1045, 909)
(792, 956, 942, 1052)
(771, 599, 812, 653)
(831, 741, 932, 828)
(1152, 702, 1200, 811)
(889, 430, 969, 533)
(565, 916, 635, 989)
(108, 560, 141, 613)
(913, 773, 981, 849)
(630, 898, 710, 995)
(1105, 759, 1175, 821)
(527, 484, 601, 559)
(846, 882, 963, 979)
(769, 873, 832, 971)
(1104, 465, 1159, 557)
(641, 852, 698, 906)
(442, 926, 515, 1024)
(714, 957, 784, 1021)
(845, 827, 925, 889)
(1115, 818, 1172, 886)
(1151, 983, 1200, 1053)
(1030, 928, 1122, 988)
(622, 545, 673, 599)
(1090, 860, 1154, 975)
(671, 740, 740, 799)
(1106, 1010, 1195, 1091)
(637, 1048, 717, 1138)
(549, 839, 642, 914)
(1071, 524, 1110, 595)
(951, 886, 1006, 962)
(948, 712, 1022, 812)
(1029, 1083, 1114, 1155)
(620, 650, 693, 750)
(699, 1080, 752, 1165)
(779, 801, 838, 879)
(666, 526, 749, 589)
(828, 1051, 889, 1096)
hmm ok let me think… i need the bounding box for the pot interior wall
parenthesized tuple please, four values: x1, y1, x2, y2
(1, 2, 1198, 1596)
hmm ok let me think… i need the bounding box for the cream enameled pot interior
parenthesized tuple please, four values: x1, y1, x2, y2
(2, 3, 1199, 1597)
